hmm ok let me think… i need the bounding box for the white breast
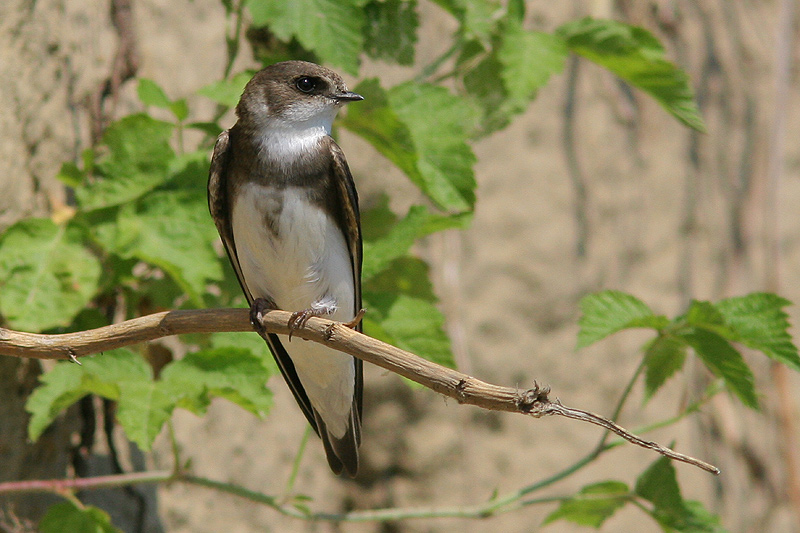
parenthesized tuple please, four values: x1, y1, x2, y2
(231, 182, 356, 437)
(231, 182, 355, 318)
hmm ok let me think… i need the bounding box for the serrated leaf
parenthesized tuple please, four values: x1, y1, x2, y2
(558, 17, 705, 132)
(91, 191, 223, 305)
(26, 350, 151, 442)
(635, 456, 725, 531)
(159, 348, 273, 418)
(544, 480, 630, 527)
(362, 205, 471, 279)
(197, 71, 254, 108)
(0, 218, 100, 332)
(498, 25, 568, 102)
(577, 290, 667, 348)
(683, 330, 758, 409)
(716, 293, 800, 372)
(388, 82, 478, 210)
(26, 361, 87, 441)
(635, 456, 685, 525)
(463, 24, 567, 136)
(340, 79, 421, 192)
(364, 0, 418, 66)
(246, 0, 365, 75)
(363, 292, 455, 369)
(75, 114, 175, 210)
(39, 501, 122, 533)
(116, 378, 176, 450)
(137, 78, 171, 109)
(643, 334, 688, 401)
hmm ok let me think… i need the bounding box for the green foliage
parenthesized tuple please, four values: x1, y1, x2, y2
(635, 456, 726, 531)
(246, 0, 367, 75)
(0, 2, 760, 530)
(544, 481, 630, 527)
(0, 218, 101, 332)
(39, 501, 122, 533)
(558, 17, 706, 132)
(577, 290, 669, 348)
(27, 348, 272, 450)
(578, 291, 798, 409)
(545, 458, 724, 531)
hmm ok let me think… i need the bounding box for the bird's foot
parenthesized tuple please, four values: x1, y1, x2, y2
(287, 301, 341, 341)
(250, 297, 278, 337)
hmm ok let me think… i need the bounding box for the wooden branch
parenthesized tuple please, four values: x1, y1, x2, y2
(0, 308, 720, 474)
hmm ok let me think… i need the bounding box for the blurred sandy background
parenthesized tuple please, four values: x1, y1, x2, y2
(2, 1, 799, 532)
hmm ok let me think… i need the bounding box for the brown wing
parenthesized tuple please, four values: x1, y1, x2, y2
(329, 139, 364, 429)
(208, 129, 319, 431)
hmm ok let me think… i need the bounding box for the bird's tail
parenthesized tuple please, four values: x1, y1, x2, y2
(315, 407, 361, 477)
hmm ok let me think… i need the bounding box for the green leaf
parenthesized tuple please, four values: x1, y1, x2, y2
(0, 218, 100, 332)
(170, 98, 190, 122)
(643, 334, 688, 401)
(137, 78, 172, 109)
(498, 25, 568, 103)
(716, 293, 800, 372)
(558, 17, 706, 132)
(91, 191, 223, 305)
(363, 256, 437, 303)
(75, 114, 175, 210)
(683, 329, 758, 409)
(363, 0, 418, 66)
(26, 361, 87, 441)
(388, 82, 479, 210)
(246, 0, 366, 75)
(116, 378, 177, 450)
(40, 501, 122, 533)
(187, 121, 224, 138)
(56, 161, 85, 187)
(461, 0, 502, 44)
(26, 350, 153, 443)
(363, 292, 455, 369)
(362, 204, 471, 280)
(159, 348, 273, 417)
(197, 71, 254, 108)
(577, 290, 668, 348)
(340, 79, 421, 192)
(544, 480, 630, 527)
(635, 456, 686, 526)
(462, 25, 567, 135)
(635, 456, 726, 531)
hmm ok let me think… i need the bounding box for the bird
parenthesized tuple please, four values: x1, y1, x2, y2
(207, 60, 364, 476)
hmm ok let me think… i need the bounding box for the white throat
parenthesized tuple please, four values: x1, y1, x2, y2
(256, 110, 336, 164)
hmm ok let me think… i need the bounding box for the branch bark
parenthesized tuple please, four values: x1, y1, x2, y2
(0, 308, 720, 474)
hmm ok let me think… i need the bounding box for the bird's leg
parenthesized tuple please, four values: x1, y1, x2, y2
(288, 299, 338, 341)
(250, 296, 279, 338)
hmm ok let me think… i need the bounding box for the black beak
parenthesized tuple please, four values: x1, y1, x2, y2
(335, 91, 364, 102)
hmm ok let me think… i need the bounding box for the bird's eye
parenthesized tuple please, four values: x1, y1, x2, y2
(295, 77, 317, 93)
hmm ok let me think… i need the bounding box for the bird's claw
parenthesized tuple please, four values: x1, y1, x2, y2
(250, 297, 278, 337)
(288, 309, 316, 341)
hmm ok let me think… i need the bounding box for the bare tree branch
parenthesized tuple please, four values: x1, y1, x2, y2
(0, 308, 720, 474)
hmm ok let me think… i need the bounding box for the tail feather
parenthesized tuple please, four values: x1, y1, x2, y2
(315, 409, 360, 477)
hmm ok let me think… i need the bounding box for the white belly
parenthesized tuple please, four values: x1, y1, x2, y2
(231, 182, 356, 437)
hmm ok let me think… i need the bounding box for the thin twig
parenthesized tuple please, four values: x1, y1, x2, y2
(0, 308, 719, 474)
